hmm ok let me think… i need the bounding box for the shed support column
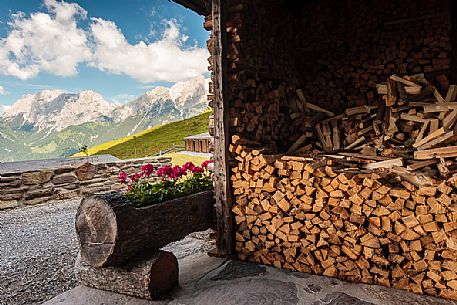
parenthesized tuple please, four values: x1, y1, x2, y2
(212, 0, 234, 256)
(452, 0, 457, 83)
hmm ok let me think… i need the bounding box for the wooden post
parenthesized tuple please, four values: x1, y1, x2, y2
(212, 0, 234, 256)
(452, 0, 457, 83)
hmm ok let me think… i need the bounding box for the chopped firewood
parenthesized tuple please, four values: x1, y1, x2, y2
(445, 85, 457, 103)
(413, 128, 445, 148)
(417, 131, 454, 150)
(390, 75, 421, 88)
(366, 158, 403, 170)
(296, 89, 334, 116)
(443, 110, 457, 130)
(406, 159, 439, 171)
(414, 146, 457, 160)
(345, 136, 366, 150)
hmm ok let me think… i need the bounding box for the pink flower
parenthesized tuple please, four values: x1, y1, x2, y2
(172, 165, 186, 179)
(130, 173, 142, 183)
(201, 160, 214, 168)
(182, 162, 196, 171)
(118, 171, 128, 183)
(192, 166, 204, 174)
(157, 166, 174, 179)
(141, 164, 155, 177)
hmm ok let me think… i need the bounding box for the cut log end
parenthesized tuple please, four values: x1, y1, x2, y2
(76, 195, 118, 268)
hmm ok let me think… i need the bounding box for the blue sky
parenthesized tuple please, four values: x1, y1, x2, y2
(0, 0, 209, 106)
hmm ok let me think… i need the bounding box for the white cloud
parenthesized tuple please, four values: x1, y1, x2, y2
(111, 93, 136, 104)
(90, 19, 208, 83)
(0, 85, 7, 95)
(0, 1, 209, 84)
(0, 0, 91, 80)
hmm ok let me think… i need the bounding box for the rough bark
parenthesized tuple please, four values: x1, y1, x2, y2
(75, 250, 178, 300)
(75, 190, 214, 267)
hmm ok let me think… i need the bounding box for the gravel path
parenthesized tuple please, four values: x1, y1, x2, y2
(0, 200, 81, 305)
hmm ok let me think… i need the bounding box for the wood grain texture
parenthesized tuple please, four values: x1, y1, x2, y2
(75, 250, 178, 300)
(212, 0, 234, 257)
(76, 190, 214, 267)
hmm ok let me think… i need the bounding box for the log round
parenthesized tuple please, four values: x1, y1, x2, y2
(75, 190, 214, 267)
(75, 250, 179, 300)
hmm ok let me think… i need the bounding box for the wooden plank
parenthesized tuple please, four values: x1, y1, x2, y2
(366, 158, 403, 170)
(414, 121, 429, 145)
(337, 152, 392, 161)
(443, 109, 457, 130)
(345, 136, 365, 150)
(434, 88, 446, 103)
(417, 131, 455, 150)
(423, 103, 457, 113)
(445, 85, 457, 103)
(212, 0, 233, 257)
(407, 159, 439, 171)
(331, 119, 340, 150)
(413, 127, 444, 148)
(390, 75, 421, 88)
(399, 113, 428, 123)
(287, 134, 309, 154)
(296, 89, 334, 116)
(414, 146, 457, 160)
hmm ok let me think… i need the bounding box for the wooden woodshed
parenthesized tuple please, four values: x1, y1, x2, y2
(184, 132, 212, 153)
(173, 0, 457, 300)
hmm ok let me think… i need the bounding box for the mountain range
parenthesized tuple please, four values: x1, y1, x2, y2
(0, 76, 209, 162)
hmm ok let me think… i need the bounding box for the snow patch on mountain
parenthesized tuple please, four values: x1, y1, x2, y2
(2, 90, 116, 131)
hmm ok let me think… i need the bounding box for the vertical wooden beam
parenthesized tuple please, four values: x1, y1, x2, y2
(451, 0, 457, 83)
(212, 0, 234, 256)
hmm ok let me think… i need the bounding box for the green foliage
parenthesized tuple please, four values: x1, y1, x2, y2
(120, 160, 213, 207)
(87, 111, 210, 159)
(79, 145, 89, 156)
(125, 174, 212, 206)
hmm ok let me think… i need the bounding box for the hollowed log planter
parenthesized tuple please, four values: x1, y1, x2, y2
(75, 190, 214, 267)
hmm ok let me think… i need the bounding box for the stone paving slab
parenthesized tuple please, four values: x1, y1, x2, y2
(45, 253, 457, 305)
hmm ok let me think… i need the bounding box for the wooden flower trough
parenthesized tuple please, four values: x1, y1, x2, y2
(74, 190, 214, 299)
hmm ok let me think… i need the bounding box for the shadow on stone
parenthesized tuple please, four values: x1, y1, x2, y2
(312, 292, 375, 305)
(195, 278, 298, 305)
(211, 260, 266, 281)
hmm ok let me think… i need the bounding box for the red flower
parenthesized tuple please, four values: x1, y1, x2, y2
(192, 166, 204, 174)
(118, 171, 128, 183)
(141, 164, 155, 177)
(201, 159, 214, 168)
(172, 165, 186, 179)
(182, 161, 196, 172)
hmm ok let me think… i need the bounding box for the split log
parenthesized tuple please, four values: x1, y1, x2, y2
(75, 251, 178, 300)
(76, 190, 214, 267)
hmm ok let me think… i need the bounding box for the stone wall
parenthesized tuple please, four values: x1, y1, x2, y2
(0, 157, 171, 210)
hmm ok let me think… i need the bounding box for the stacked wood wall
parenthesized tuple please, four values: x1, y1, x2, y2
(205, 0, 456, 299)
(208, 0, 452, 151)
(231, 149, 457, 300)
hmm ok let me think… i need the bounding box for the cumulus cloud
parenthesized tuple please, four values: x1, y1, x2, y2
(90, 19, 208, 83)
(0, 1, 209, 83)
(0, 85, 7, 95)
(0, 0, 91, 79)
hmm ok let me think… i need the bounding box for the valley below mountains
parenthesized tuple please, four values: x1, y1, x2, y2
(0, 76, 209, 162)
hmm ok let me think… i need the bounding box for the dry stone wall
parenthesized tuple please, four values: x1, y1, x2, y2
(0, 157, 171, 210)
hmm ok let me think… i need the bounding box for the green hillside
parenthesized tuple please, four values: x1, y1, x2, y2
(74, 111, 210, 160)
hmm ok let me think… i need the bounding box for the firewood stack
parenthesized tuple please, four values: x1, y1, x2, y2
(230, 141, 457, 300)
(287, 74, 457, 180)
